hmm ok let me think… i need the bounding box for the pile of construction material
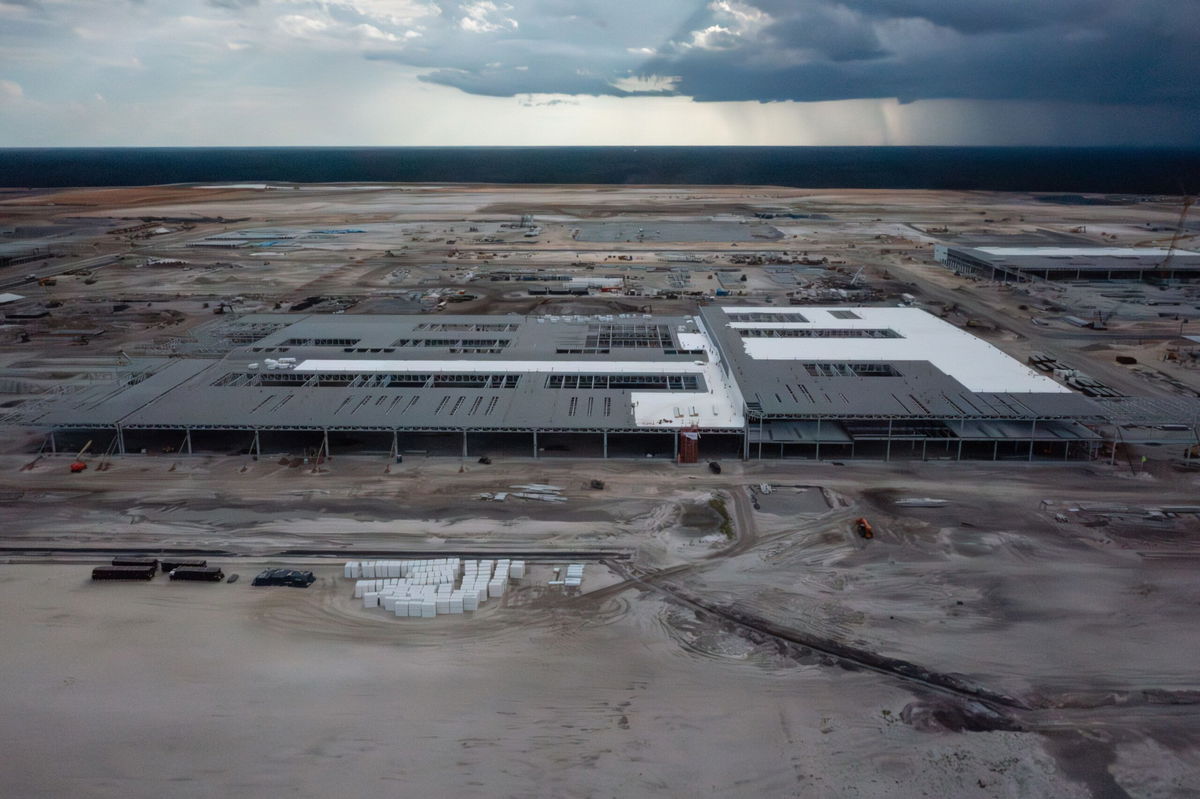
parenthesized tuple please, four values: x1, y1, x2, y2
(564, 563, 584, 588)
(1028, 352, 1123, 397)
(345, 558, 526, 619)
(549, 563, 586, 589)
(477, 484, 568, 503)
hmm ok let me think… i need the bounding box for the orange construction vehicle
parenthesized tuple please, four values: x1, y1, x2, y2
(69, 440, 92, 473)
(854, 517, 874, 539)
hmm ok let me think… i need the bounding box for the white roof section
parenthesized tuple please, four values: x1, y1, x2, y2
(974, 247, 1187, 257)
(725, 306, 1069, 394)
(631, 319, 744, 429)
(0, 293, 25, 304)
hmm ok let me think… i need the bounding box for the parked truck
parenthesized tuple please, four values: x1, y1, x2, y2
(92, 565, 156, 581)
(161, 558, 206, 573)
(112, 556, 159, 574)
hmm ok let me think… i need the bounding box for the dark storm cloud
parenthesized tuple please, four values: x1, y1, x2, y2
(361, 0, 1199, 107)
(635, 0, 1200, 105)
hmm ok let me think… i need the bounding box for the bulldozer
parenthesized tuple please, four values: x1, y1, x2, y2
(854, 517, 874, 539)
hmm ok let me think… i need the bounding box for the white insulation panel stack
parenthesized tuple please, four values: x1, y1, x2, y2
(343, 557, 528, 619)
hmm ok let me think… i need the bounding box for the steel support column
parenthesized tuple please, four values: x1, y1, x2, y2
(673, 432, 679, 460)
(254, 429, 261, 457)
(323, 429, 330, 459)
(392, 430, 398, 460)
(533, 430, 539, 459)
(185, 428, 192, 455)
(48, 432, 56, 454)
(462, 429, 468, 459)
(603, 431, 608, 459)
(1029, 419, 1036, 461)
(815, 418, 821, 461)
(116, 424, 125, 456)
(921, 438, 927, 461)
(885, 419, 893, 462)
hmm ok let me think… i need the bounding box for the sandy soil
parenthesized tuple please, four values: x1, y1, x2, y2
(0, 563, 1102, 799)
(2, 456, 1199, 796)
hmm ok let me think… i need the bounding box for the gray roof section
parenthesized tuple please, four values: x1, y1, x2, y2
(27, 360, 213, 427)
(29, 314, 718, 432)
(243, 312, 701, 363)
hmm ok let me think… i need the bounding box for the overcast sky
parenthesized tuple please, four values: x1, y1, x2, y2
(1, 0, 1196, 146)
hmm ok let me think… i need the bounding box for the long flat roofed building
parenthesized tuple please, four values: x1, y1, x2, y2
(934, 245, 1200, 282)
(699, 306, 1103, 460)
(17, 308, 1114, 462)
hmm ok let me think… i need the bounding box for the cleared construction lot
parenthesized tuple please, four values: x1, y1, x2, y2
(2, 455, 1199, 797)
(2, 183, 1200, 797)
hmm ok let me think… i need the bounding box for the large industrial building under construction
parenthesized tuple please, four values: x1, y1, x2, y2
(12, 306, 1145, 462)
(933, 245, 1200, 282)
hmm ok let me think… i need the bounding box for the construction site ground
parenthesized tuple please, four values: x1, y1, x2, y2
(2, 183, 1200, 797)
(2, 454, 1199, 797)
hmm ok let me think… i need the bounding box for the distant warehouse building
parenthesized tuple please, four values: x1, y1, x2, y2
(933, 245, 1200, 282)
(12, 307, 1135, 462)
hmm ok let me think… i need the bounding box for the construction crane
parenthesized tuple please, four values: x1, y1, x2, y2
(69, 440, 93, 473)
(1159, 195, 1195, 274)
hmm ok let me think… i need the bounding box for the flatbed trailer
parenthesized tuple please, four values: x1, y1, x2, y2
(161, 558, 207, 573)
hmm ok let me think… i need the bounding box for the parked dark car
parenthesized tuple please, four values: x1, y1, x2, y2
(252, 568, 316, 588)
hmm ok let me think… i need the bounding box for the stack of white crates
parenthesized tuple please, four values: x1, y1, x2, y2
(344, 558, 526, 619)
(565, 563, 584, 588)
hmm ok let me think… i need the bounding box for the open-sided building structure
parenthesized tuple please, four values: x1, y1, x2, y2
(13, 307, 1164, 462)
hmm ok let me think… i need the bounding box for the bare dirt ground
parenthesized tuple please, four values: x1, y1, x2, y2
(3, 183, 1200, 797)
(0, 561, 1091, 799)
(1, 455, 1199, 797)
